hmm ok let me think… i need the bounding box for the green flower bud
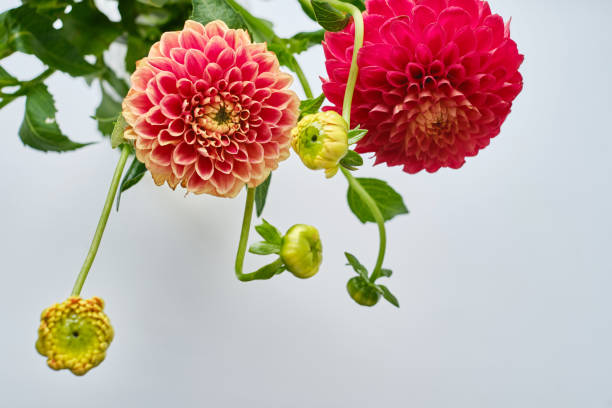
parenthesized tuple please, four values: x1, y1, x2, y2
(280, 224, 323, 279)
(291, 111, 349, 178)
(347, 277, 380, 307)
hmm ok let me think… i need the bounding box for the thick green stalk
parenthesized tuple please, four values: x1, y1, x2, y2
(71, 145, 130, 296)
(341, 167, 386, 281)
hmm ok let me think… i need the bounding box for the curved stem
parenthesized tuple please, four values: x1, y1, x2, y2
(341, 167, 386, 281)
(71, 145, 130, 296)
(321, 0, 364, 126)
(234, 188, 285, 282)
(292, 58, 314, 99)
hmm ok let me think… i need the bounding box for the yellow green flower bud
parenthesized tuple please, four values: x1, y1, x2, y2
(347, 277, 380, 307)
(280, 224, 323, 279)
(291, 111, 349, 178)
(36, 296, 114, 376)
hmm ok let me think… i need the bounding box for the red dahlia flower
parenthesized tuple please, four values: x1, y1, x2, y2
(322, 0, 524, 173)
(123, 20, 299, 197)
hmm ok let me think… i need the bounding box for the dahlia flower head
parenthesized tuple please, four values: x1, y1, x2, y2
(123, 20, 300, 197)
(322, 0, 524, 173)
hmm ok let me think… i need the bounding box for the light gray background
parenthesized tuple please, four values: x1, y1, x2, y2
(1, 0, 611, 407)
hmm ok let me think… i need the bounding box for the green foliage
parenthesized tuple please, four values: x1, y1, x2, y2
(110, 115, 128, 149)
(255, 219, 283, 246)
(255, 173, 272, 217)
(95, 85, 123, 137)
(339, 150, 363, 170)
(250, 219, 283, 255)
(347, 178, 409, 224)
(311, 0, 350, 32)
(19, 84, 90, 152)
(345, 252, 368, 280)
(0, 65, 17, 87)
(116, 156, 148, 210)
(347, 126, 367, 145)
(59, 2, 122, 56)
(299, 94, 326, 119)
(0, 6, 99, 76)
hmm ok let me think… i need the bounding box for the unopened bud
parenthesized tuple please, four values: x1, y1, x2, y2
(280, 224, 323, 279)
(291, 111, 348, 178)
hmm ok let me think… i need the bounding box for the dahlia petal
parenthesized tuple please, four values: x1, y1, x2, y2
(195, 156, 214, 180)
(158, 129, 179, 146)
(232, 160, 251, 182)
(483, 14, 505, 46)
(204, 36, 228, 62)
(455, 26, 477, 55)
(210, 171, 236, 195)
(150, 144, 174, 166)
(419, 0, 447, 13)
(217, 48, 236, 69)
(448, 0, 480, 18)
(170, 48, 187, 65)
(160, 32, 180, 58)
(439, 7, 473, 37)
(413, 5, 437, 31)
(160, 94, 183, 119)
(245, 142, 264, 163)
(179, 28, 205, 51)
(184, 20, 206, 36)
(131, 66, 156, 92)
(185, 49, 207, 78)
(156, 72, 178, 95)
(204, 20, 229, 39)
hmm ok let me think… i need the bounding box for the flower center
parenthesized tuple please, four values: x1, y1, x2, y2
(415, 101, 458, 148)
(193, 96, 241, 137)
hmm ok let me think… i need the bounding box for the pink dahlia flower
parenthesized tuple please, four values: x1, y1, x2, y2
(122, 20, 299, 197)
(322, 0, 524, 173)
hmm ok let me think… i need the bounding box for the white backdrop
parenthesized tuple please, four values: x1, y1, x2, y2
(1, 0, 611, 407)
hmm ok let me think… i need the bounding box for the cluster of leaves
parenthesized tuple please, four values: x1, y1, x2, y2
(0, 0, 324, 205)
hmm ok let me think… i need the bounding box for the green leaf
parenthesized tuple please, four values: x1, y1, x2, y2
(111, 114, 128, 149)
(21, 0, 70, 11)
(249, 241, 281, 255)
(344, 252, 368, 280)
(255, 219, 282, 245)
(191, 0, 248, 31)
(125, 35, 152, 73)
(297, 0, 316, 21)
(377, 285, 399, 308)
(0, 6, 99, 76)
(340, 150, 363, 169)
(348, 126, 367, 145)
(344, 0, 366, 11)
(18, 84, 90, 152)
(311, 0, 350, 32)
(347, 178, 409, 224)
(249, 258, 286, 280)
(255, 173, 272, 217)
(0, 65, 18, 88)
(95, 85, 122, 137)
(116, 156, 147, 210)
(299, 94, 325, 119)
(379, 269, 393, 278)
(59, 2, 122, 56)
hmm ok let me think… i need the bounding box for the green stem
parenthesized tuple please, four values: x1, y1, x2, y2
(324, 3, 385, 281)
(71, 145, 130, 296)
(341, 167, 386, 281)
(321, 0, 364, 125)
(292, 58, 314, 99)
(0, 68, 56, 109)
(234, 188, 285, 281)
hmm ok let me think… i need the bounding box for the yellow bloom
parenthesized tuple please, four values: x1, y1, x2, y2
(36, 296, 114, 376)
(280, 224, 323, 279)
(291, 111, 348, 178)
